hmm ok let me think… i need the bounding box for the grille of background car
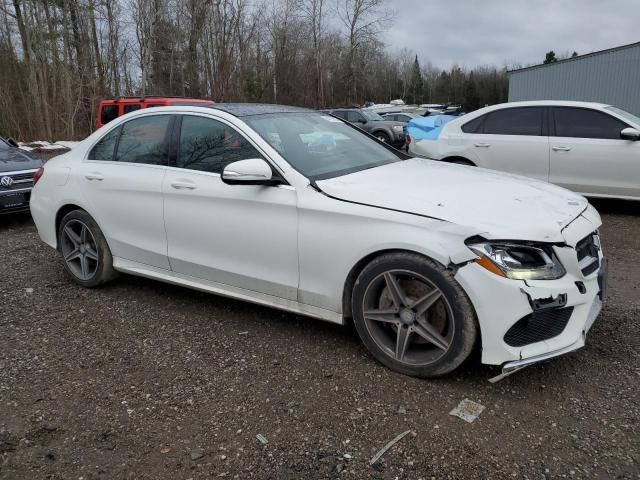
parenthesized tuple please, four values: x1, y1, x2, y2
(0, 171, 35, 191)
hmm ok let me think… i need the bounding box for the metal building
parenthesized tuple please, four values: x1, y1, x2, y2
(508, 41, 640, 116)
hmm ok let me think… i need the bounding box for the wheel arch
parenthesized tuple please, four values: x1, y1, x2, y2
(371, 128, 391, 139)
(441, 156, 476, 166)
(342, 248, 445, 319)
(55, 203, 110, 252)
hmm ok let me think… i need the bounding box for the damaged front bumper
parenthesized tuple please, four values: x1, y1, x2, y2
(454, 213, 607, 378)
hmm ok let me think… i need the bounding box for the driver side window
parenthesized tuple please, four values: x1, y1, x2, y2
(178, 116, 263, 174)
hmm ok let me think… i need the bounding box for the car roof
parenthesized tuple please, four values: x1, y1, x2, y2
(481, 100, 611, 111)
(209, 103, 313, 117)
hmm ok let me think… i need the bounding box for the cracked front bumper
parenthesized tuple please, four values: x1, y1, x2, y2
(454, 212, 606, 368)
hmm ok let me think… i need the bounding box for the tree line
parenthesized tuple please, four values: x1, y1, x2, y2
(0, 0, 509, 141)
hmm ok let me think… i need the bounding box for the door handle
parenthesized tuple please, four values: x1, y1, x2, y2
(170, 181, 196, 190)
(552, 146, 572, 152)
(85, 173, 104, 181)
(474, 143, 491, 148)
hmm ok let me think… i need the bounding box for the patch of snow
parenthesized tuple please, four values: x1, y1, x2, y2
(55, 141, 80, 150)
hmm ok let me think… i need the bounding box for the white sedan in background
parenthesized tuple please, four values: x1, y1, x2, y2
(31, 104, 607, 380)
(409, 100, 640, 201)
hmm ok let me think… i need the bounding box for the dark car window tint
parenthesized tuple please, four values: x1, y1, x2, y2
(483, 107, 543, 136)
(115, 115, 170, 165)
(461, 115, 485, 133)
(100, 105, 118, 125)
(554, 107, 627, 139)
(178, 116, 263, 174)
(346, 111, 364, 123)
(88, 126, 120, 161)
(124, 104, 141, 114)
(332, 111, 347, 120)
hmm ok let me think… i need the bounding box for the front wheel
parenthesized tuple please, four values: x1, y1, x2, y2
(375, 132, 390, 143)
(58, 210, 118, 287)
(352, 253, 478, 378)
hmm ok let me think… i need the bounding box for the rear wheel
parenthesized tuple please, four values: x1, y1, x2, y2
(58, 210, 117, 287)
(352, 253, 477, 378)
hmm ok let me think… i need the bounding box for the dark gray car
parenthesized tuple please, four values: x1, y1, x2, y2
(325, 109, 408, 148)
(0, 138, 44, 214)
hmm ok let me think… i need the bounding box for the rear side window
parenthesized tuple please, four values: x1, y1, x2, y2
(553, 107, 627, 139)
(483, 107, 543, 136)
(461, 115, 485, 133)
(346, 111, 365, 123)
(332, 111, 347, 120)
(115, 115, 171, 165)
(124, 104, 141, 114)
(100, 105, 118, 126)
(88, 127, 120, 161)
(178, 115, 263, 174)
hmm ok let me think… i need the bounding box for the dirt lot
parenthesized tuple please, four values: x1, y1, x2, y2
(1, 198, 639, 480)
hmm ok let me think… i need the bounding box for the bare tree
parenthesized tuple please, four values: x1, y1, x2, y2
(0, 0, 509, 141)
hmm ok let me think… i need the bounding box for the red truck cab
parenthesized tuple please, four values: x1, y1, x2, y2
(96, 96, 215, 129)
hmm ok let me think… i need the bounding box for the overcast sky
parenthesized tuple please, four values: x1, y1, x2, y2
(384, 0, 640, 69)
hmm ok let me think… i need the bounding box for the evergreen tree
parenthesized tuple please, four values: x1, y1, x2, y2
(409, 55, 424, 104)
(543, 51, 558, 64)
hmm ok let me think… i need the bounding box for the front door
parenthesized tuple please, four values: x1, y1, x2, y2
(162, 114, 299, 300)
(549, 107, 640, 198)
(79, 114, 173, 269)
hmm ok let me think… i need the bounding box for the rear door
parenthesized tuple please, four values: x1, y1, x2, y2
(549, 107, 640, 198)
(466, 107, 550, 181)
(79, 113, 172, 269)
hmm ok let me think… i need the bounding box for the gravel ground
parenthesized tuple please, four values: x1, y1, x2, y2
(1, 198, 639, 480)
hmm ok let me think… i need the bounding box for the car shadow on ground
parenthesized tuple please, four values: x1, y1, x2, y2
(0, 212, 33, 231)
(589, 197, 639, 216)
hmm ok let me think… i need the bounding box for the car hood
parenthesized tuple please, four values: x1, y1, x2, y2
(316, 158, 590, 243)
(0, 148, 43, 172)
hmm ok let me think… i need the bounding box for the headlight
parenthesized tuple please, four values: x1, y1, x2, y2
(392, 125, 403, 133)
(467, 241, 566, 280)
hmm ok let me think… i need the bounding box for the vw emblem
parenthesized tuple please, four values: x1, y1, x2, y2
(0, 176, 13, 187)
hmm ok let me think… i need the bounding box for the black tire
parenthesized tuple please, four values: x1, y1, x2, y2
(374, 131, 391, 143)
(57, 209, 118, 288)
(352, 252, 478, 378)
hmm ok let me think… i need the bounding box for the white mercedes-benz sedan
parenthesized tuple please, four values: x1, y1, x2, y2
(409, 100, 640, 201)
(30, 104, 607, 379)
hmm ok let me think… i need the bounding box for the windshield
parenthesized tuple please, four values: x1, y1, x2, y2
(605, 106, 640, 127)
(362, 110, 385, 121)
(0, 139, 9, 150)
(244, 113, 401, 180)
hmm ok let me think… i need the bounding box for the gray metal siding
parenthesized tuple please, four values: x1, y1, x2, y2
(509, 44, 640, 116)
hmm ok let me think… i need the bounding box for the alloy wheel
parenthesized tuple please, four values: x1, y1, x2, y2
(60, 219, 99, 281)
(361, 269, 454, 366)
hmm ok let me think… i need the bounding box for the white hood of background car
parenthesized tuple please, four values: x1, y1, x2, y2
(317, 158, 590, 243)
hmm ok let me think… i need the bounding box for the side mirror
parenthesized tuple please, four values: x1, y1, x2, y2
(621, 127, 640, 141)
(222, 158, 273, 185)
(6, 137, 19, 148)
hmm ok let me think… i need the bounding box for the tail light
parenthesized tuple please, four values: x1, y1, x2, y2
(33, 167, 44, 186)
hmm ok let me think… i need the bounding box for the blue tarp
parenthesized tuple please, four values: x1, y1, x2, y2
(406, 115, 457, 141)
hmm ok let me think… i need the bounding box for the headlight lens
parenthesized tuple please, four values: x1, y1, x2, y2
(467, 241, 566, 280)
(392, 125, 403, 133)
